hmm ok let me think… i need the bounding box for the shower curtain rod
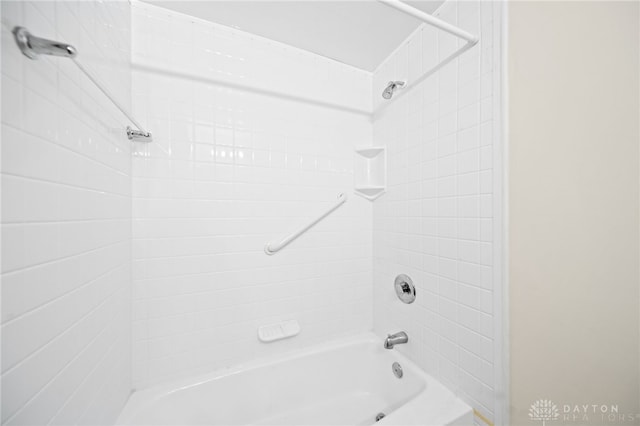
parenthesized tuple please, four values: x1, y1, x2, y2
(12, 27, 152, 142)
(378, 0, 479, 45)
(11, 3, 477, 132)
(373, 0, 480, 116)
(377, 0, 479, 45)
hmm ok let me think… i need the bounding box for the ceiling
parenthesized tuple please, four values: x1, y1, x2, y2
(143, 1, 444, 72)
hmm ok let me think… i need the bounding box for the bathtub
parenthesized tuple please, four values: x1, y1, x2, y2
(117, 333, 472, 426)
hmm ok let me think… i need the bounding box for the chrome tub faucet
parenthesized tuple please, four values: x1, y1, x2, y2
(384, 331, 408, 349)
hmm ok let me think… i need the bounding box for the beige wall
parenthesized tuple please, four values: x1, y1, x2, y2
(509, 2, 639, 425)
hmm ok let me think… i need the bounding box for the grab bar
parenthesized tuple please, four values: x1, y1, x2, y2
(264, 193, 347, 255)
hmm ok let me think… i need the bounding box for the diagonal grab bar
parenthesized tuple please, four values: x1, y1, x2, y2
(264, 193, 348, 255)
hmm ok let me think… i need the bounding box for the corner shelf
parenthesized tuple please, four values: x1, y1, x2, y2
(355, 147, 385, 158)
(354, 186, 385, 201)
(354, 146, 386, 201)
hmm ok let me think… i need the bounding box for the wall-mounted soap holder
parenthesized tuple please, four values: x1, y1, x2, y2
(258, 320, 300, 343)
(354, 146, 386, 201)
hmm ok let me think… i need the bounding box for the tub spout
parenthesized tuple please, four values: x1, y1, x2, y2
(384, 331, 408, 349)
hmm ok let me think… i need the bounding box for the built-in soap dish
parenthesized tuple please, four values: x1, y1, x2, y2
(258, 320, 300, 343)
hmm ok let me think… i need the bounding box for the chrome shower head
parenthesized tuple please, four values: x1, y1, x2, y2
(382, 86, 393, 100)
(382, 81, 405, 100)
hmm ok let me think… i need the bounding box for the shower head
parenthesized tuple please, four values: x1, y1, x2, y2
(382, 81, 406, 99)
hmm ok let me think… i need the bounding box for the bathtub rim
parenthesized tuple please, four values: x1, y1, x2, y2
(117, 332, 473, 426)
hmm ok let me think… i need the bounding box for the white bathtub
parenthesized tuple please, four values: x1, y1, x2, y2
(117, 333, 472, 426)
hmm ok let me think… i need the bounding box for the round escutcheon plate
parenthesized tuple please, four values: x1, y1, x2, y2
(394, 274, 416, 304)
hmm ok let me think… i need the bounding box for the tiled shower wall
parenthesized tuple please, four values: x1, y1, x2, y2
(372, 1, 502, 423)
(1, 1, 132, 425)
(130, 2, 373, 388)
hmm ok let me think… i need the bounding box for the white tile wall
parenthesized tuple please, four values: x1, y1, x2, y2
(1, 1, 132, 424)
(130, 2, 373, 389)
(1, 1, 503, 421)
(371, 1, 502, 423)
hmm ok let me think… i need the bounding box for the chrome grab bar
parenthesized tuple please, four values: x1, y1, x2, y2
(264, 193, 347, 255)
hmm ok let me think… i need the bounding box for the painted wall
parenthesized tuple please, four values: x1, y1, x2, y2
(508, 2, 640, 425)
(371, 1, 503, 424)
(1, 1, 132, 424)
(130, 2, 373, 389)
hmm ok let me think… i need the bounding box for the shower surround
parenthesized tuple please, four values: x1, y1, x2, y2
(130, 0, 503, 422)
(1, 1, 133, 425)
(372, 1, 503, 422)
(130, 2, 374, 389)
(1, 0, 504, 425)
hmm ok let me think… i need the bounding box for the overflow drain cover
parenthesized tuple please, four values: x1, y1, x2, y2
(375, 413, 386, 422)
(392, 362, 403, 378)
